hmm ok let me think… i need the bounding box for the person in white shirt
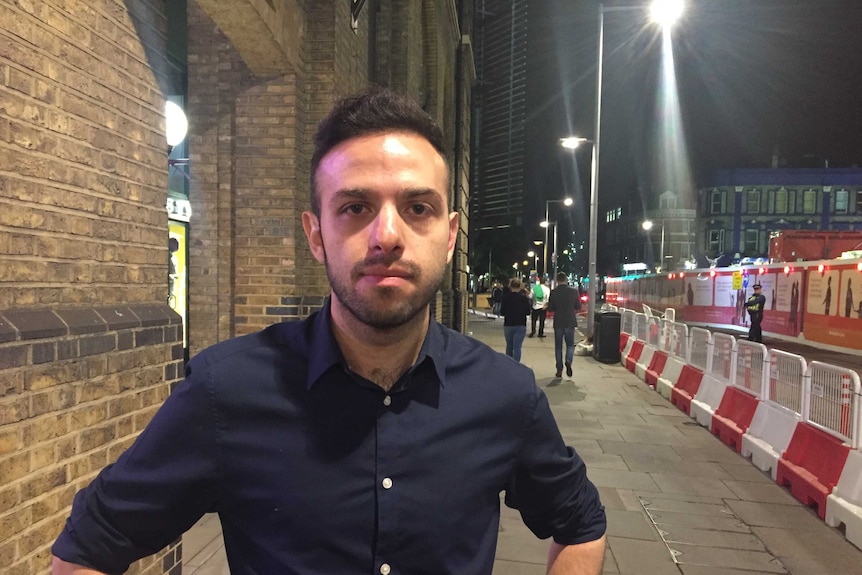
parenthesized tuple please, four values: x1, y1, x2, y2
(528, 278, 551, 338)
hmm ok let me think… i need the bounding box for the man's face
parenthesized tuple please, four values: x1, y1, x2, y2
(303, 132, 458, 330)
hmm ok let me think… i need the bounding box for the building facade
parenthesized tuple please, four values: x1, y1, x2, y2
(0, 1, 473, 573)
(697, 168, 862, 260)
(605, 191, 697, 275)
(469, 0, 528, 278)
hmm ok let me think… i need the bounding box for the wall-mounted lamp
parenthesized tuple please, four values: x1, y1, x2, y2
(165, 100, 188, 153)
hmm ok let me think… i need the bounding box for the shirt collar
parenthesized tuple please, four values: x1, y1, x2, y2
(305, 297, 448, 390)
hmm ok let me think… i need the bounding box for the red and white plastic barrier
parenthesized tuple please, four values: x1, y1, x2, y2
(656, 356, 684, 399)
(826, 449, 862, 551)
(741, 402, 801, 480)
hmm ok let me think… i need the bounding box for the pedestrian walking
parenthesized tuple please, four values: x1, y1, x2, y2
(529, 278, 550, 338)
(500, 277, 531, 361)
(547, 272, 582, 377)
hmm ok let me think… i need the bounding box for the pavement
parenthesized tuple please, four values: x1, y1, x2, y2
(182, 310, 862, 575)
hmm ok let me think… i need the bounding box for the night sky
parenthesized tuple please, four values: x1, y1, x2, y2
(524, 0, 862, 250)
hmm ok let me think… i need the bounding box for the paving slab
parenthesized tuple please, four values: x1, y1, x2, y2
(680, 567, 786, 575)
(604, 509, 661, 541)
(724, 500, 827, 531)
(606, 537, 682, 575)
(648, 473, 739, 498)
(658, 525, 767, 551)
(597, 440, 685, 460)
(649, 509, 751, 533)
(623, 456, 736, 478)
(671, 444, 746, 465)
(587, 467, 661, 491)
(579, 452, 630, 470)
(670, 544, 787, 573)
(723, 480, 803, 504)
(641, 497, 735, 518)
(718, 462, 774, 483)
(753, 526, 862, 574)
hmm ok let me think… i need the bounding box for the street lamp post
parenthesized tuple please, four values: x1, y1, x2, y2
(543, 198, 573, 279)
(540, 220, 560, 282)
(566, 0, 683, 337)
(642, 220, 665, 270)
(527, 250, 539, 274)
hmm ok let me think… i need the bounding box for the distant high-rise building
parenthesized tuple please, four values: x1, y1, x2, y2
(471, 0, 528, 232)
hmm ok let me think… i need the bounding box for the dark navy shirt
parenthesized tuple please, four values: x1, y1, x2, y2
(53, 299, 605, 575)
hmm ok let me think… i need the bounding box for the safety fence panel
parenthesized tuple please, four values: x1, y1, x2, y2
(663, 308, 676, 323)
(621, 309, 636, 335)
(660, 319, 672, 352)
(805, 362, 861, 448)
(635, 313, 648, 342)
(646, 316, 661, 347)
(689, 327, 712, 372)
(710, 332, 736, 385)
(668, 322, 689, 362)
(734, 340, 767, 397)
(765, 350, 806, 416)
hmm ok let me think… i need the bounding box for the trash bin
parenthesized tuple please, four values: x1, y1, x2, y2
(593, 311, 621, 363)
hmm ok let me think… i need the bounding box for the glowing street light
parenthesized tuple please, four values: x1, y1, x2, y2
(579, 0, 683, 337)
(540, 220, 561, 281)
(527, 250, 539, 273)
(642, 220, 665, 271)
(543, 197, 573, 279)
(650, 0, 684, 27)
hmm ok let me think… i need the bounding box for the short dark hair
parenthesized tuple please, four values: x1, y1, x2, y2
(556, 272, 568, 284)
(309, 87, 448, 216)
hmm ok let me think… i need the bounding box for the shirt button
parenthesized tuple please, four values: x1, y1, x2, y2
(380, 563, 391, 575)
(382, 477, 393, 489)
(383, 395, 392, 406)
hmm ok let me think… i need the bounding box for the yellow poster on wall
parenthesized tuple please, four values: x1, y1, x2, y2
(168, 221, 188, 348)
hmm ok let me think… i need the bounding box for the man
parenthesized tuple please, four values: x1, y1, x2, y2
(52, 89, 605, 575)
(491, 282, 503, 315)
(745, 283, 766, 343)
(529, 278, 550, 338)
(547, 272, 582, 378)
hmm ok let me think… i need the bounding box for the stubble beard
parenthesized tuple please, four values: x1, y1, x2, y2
(324, 250, 444, 330)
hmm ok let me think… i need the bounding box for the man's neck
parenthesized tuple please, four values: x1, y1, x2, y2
(330, 303, 430, 392)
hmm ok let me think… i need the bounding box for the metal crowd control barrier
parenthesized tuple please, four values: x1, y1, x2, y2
(710, 332, 736, 384)
(734, 340, 767, 398)
(668, 322, 689, 362)
(805, 361, 862, 448)
(766, 350, 807, 415)
(634, 313, 648, 343)
(689, 327, 711, 372)
(646, 316, 661, 347)
(621, 309, 635, 335)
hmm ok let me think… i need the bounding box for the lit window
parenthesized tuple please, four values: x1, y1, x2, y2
(708, 229, 722, 252)
(803, 189, 817, 214)
(775, 189, 787, 213)
(835, 189, 848, 214)
(710, 191, 725, 214)
(745, 229, 758, 253)
(746, 190, 760, 213)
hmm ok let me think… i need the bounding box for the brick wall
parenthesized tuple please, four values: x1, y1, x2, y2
(0, 1, 182, 573)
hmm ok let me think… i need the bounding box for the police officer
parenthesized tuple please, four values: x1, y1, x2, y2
(745, 283, 766, 343)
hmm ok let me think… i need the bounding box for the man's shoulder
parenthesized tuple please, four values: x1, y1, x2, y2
(191, 319, 307, 370)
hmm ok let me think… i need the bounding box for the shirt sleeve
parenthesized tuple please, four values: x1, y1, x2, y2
(51, 359, 221, 574)
(504, 385, 606, 545)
